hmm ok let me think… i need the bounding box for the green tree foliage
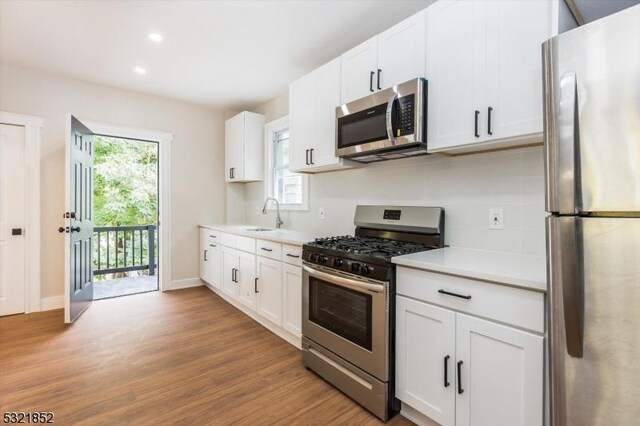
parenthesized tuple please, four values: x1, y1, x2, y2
(94, 136, 158, 226)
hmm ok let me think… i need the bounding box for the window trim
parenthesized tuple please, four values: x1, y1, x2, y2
(264, 116, 309, 211)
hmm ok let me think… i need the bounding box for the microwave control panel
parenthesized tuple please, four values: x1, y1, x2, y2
(396, 94, 415, 137)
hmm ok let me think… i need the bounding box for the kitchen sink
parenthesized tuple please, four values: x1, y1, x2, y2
(243, 227, 273, 232)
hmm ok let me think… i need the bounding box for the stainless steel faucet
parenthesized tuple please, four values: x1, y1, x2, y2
(262, 197, 284, 229)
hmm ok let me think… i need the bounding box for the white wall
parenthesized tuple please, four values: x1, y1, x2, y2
(241, 93, 547, 256)
(0, 64, 226, 298)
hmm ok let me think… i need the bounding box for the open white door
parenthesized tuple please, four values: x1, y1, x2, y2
(63, 115, 95, 323)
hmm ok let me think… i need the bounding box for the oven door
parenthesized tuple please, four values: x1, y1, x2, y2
(302, 263, 389, 381)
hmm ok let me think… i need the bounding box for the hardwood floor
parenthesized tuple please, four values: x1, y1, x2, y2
(0, 287, 413, 425)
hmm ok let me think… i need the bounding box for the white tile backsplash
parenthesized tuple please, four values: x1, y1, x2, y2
(238, 146, 547, 256)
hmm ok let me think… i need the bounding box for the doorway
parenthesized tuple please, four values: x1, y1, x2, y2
(92, 135, 159, 300)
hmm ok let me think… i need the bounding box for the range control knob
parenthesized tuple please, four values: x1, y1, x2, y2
(318, 255, 328, 264)
(309, 253, 318, 262)
(360, 265, 371, 275)
(350, 262, 361, 273)
(333, 258, 344, 268)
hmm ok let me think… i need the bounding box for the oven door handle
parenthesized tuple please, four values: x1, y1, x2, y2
(302, 264, 385, 294)
(385, 90, 398, 145)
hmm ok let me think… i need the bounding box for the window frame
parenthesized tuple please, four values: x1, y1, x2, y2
(264, 116, 309, 211)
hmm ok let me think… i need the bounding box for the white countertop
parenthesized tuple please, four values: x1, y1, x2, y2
(199, 224, 320, 246)
(392, 247, 547, 292)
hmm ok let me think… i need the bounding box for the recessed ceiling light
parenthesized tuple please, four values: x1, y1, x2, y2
(134, 67, 147, 75)
(148, 33, 163, 43)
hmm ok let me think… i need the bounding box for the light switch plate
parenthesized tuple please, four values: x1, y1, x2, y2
(319, 207, 326, 220)
(489, 208, 504, 229)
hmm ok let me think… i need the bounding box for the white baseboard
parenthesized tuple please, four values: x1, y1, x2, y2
(40, 295, 64, 311)
(166, 277, 203, 291)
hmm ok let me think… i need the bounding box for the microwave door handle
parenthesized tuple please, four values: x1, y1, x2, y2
(385, 90, 398, 145)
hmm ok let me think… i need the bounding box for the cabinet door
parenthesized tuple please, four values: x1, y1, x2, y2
(225, 113, 244, 182)
(396, 296, 456, 426)
(455, 313, 543, 426)
(426, 0, 487, 151)
(256, 256, 283, 326)
(484, 0, 551, 142)
(281, 263, 302, 336)
(376, 10, 426, 91)
(289, 72, 315, 172)
(340, 37, 378, 104)
(310, 57, 341, 168)
(206, 243, 221, 290)
(199, 228, 210, 282)
(236, 251, 257, 310)
(221, 246, 238, 298)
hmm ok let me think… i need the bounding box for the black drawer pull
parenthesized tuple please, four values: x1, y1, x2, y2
(209, 244, 217, 248)
(438, 289, 472, 300)
(286, 253, 300, 258)
(444, 355, 450, 388)
(209, 235, 217, 238)
(457, 360, 464, 394)
(261, 247, 273, 252)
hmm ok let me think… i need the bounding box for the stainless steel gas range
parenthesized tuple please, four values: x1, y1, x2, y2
(301, 205, 445, 420)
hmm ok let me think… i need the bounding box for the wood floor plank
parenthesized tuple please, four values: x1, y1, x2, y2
(0, 287, 413, 425)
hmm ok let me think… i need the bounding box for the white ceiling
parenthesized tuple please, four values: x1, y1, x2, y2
(0, 0, 431, 110)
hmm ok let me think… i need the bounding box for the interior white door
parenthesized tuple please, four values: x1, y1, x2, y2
(0, 124, 26, 316)
(340, 37, 378, 104)
(455, 313, 543, 426)
(376, 10, 426, 91)
(426, 0, 486, 150)
(236, 251, 257, 310)
(484, 0, 551, 141)
(281, 263, 302, 336)
(256, 256, 282, 326)
(64, 116, 95, 323)
(396, 296, 456, 426)
(221, 246, 238, 298)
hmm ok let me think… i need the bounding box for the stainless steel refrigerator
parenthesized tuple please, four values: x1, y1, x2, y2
(543, 5, 640, 426)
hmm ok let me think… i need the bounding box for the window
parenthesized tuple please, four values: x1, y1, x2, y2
(265, 116, 308, 210)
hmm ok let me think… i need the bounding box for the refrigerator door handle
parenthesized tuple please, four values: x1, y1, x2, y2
(548, 216, 585, 358)
(558, 72, 582, 215)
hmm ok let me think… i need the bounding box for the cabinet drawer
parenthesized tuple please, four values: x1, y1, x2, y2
(256, 239, 282, 260)
(205, 229, 220, 244)
(220, 232, 236, 248)
(236, 236, 256, 254)
(397, 267, 544, 333)
(282, 244, 302, 266)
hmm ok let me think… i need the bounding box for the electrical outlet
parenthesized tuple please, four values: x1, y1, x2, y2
(489, 208, 504, 229)
(255, 205, 260, 214)
(319, 207, 326, 220)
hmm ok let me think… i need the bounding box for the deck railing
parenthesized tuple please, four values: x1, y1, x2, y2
(93, 225, 156, 277)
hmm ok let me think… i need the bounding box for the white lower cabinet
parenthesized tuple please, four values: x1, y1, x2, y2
(199, 227, 303, 347)
(396, 296, 543, 426)
(236, 251, 257, 310)
(282, 263, 302, 336)
(256, 256, 283, 326)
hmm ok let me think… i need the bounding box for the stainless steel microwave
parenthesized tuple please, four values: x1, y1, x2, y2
(335, 78, 427, 163)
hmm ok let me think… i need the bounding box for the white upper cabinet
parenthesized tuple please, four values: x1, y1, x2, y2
(225, 111, 265, 182)
(340, 10, 426, 105)
(289, 58, 355, 173)
(426, 0, 569, 153)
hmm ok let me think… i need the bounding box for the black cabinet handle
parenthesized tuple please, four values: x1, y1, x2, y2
(209, 244, 217, 248)
(474, 110, 480, 137)
(261, 247, 273, 252)
(286, 253, 300, 258)
(438, 289, 472, 300)
(70, 226, 81, 233)
(204, 249, 208, 262)
(232, 268, 237, 283)
(457, 360, 464, 394)
(209, 235, 216, 238)
(255, 278, 259, 293)
(444, 355, 450, 388)
(310, 148, 314, 165)
(488, 106, 493, 135)
(377, 69, 382, 90)
(305, 149, 309, 165)
(369, 71, 375, 92)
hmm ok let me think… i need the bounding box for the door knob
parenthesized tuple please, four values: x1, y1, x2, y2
(70, 226, 81, 233)
(58, 227, 68, 233)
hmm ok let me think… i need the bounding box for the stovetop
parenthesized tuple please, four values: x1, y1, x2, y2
(308, 235, 435, 259)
